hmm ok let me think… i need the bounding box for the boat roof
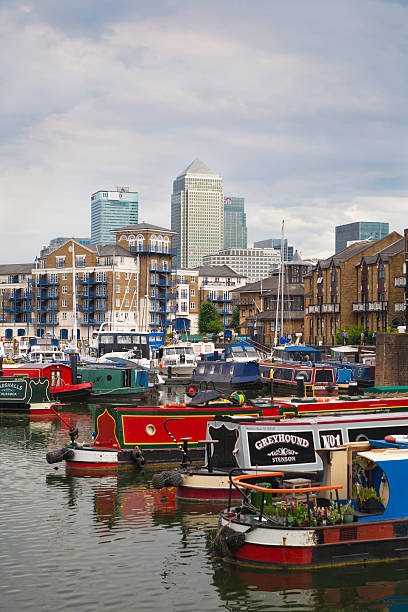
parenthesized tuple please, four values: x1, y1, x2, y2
(358, 449, 408, 462)
(281, 346, 323, 354)
(213, 408, 408, 427)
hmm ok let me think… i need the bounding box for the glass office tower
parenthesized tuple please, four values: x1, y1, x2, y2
(91, 187, 139, 244)
(224, 196, 247, 249)
(335, 222, 389, 253)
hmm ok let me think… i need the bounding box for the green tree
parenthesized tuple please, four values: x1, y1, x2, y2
(230, 306, 240, 333)
(199, 301, 222, 333)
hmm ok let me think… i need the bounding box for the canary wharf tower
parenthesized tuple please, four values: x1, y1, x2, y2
(171, 159, 224, 268)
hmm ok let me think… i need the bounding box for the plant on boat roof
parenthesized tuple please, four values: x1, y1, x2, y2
(340, 501, 354, 516)
(353, 484, 382, 503)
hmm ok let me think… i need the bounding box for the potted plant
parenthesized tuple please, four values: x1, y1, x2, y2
(353, 485, 382, 513)
(340, 501, 354, 523)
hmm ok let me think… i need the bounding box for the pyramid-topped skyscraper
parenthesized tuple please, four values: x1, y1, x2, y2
(171, 159, 224, 268)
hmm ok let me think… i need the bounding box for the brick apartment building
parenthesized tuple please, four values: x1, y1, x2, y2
(304, 231, 404, 345)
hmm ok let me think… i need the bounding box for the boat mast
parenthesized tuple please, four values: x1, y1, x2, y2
(71, 242, 78, 344)
(280, 220, 285, 341)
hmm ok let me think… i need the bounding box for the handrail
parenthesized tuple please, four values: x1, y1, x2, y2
(231, 472, 342, 494)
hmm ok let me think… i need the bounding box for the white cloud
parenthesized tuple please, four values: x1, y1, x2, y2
(0, 0, 407, 263)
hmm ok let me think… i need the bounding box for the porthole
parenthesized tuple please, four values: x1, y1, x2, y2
(107, 375, 112, 381)
(146, 424, 156, 436)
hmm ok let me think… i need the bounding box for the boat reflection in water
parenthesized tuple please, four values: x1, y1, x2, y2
(212, 561, 408, 610)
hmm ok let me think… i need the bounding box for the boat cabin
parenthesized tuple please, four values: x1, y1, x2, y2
(205, 408, 408, 474)
(191, 360, 262, 388)
(223, 342, 261, 363)
(89, 330, 164, 359)
(260, 361, 337, 395)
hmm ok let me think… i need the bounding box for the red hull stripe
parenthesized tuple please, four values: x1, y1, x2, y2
(176, 486, 242, 502)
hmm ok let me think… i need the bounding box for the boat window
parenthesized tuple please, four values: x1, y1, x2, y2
(230, 365, 235, 376)
(140, 336, 147, 344)
(131, 335, 140, 345)
(245, 347, 258, 357)
(198, 364, 206, 374)
(294, 369, 312, 382)
(231, 347, 246, 357)
(314, 369, 335, 383)
(117, 335, 132, 344)
(100, 335, 114, 344)
(166, 348, 176, 355)
(276, 367, 293, 381)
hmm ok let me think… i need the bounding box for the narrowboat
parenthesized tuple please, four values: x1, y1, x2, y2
(45, 389, 278, 472)
(77, 363, 149, 400)
(2, 361, 92, 402)
(88, 329, 164, 362)
(189, 360, 263, 390)
(259, 361, 339, 396)
(0, 375, 61, 415)
(150, 394, 408, 504)
(223, 342, 262, 363)
(216, 440, 408, 569)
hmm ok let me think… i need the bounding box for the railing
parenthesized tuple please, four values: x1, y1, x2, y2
(395, 303, 405, 312)
(321, 303, 340, 313)
(395, 277, 406, 287)
(352, 301, 388, 312)
(130, 246, 177, 256)
(306, 304, 320, 314)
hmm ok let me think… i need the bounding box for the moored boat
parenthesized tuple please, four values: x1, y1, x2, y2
(215, 440, 408, 570)
(190, 360, 263, 390)
(77, 363, 149, 400)
(0, 374, 61, 415)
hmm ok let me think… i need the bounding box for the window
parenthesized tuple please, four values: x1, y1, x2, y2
(190, 302, 195, 309)
(116, 298, 120, 307)
(190, 289, 195, 297)
(76, 255, 86, 267)
(56, 256, 65, 269)
(116, 272, 121, 280)
(125, 272, 130, 280)
(62, 312, 67, 320)
(62, 286, 67, 294)
(62, 273, 67, 280)
(125, 300, 129, 307)
(116, 285, 121, 293)
(181, 302, 188, 313)
(62, 300, 67, 307)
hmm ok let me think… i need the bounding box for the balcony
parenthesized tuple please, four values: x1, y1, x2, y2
(77, 277, 107, 285)
(395, 277, 406, 287)
(208, 296, 232, 303)
(130, 246, 177, 256)
(395, 303, 405, 313)
(321, 303, 340, 314)
(352, 302, 388, 313)
(150, 266, 173, 273)
(37, 277, 59, 287)
(306, 304, 321, 314)
(150, 278, 175, 288)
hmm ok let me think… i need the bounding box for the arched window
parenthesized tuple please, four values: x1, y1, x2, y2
(120, 235, 127, 241)
(136, 235, 144, 252)
(150, 235, 157, 253)
(157, 235, 163, 253)
(163, 236, 169, 254)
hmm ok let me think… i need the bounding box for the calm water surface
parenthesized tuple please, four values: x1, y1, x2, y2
(2, 397, 408, 612)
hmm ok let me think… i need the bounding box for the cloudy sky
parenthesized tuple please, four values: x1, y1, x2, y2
(1, 0, 407, 264)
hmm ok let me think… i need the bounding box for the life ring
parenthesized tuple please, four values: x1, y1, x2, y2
(186, 384, 198, 398)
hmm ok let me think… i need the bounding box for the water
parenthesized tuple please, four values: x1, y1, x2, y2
(2, 398, 408, 612)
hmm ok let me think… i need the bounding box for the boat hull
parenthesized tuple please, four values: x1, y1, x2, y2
(176, 473, 243, 503)
(218, 513, 408, 569)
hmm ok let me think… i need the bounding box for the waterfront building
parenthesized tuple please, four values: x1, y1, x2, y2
(171, 269, 200, 334)
(254, 238, 294, 261)
(335, 222, 389, 254)
(196, 265, 246, 331)
(305, 231, 403, 345)
(40, 237, 91, 259)
(91, 187, 139, 245)
(171, 159, 224, 268)
(224, 196, 247, 249)
(0, 224, 176, 341)
(231, 251, 313, 345)
(202, 247, 280, 283)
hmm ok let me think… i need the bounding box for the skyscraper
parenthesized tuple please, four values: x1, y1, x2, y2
(171, 159, 224, 268)
(91, 187, 138, 244)
(224, 196, 247, 249)
(335, 222, 389, 253)
(254, 238, 294, 261)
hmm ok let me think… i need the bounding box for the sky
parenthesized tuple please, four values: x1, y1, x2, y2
(1, 0, 407, 264)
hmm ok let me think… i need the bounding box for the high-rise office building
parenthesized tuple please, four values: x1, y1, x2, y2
(254, 238, 294, 261)
(203, 247, 280, 283)
(171, 159, 224, 268)
(335, 222, 389, 253)
(91, 187, 138, 244)
(224, 196, 247, 249)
